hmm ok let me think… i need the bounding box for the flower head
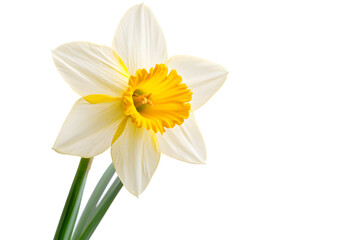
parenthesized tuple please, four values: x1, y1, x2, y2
(53, 4, 228, 196)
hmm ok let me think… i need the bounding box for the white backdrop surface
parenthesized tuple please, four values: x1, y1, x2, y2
(1, 0, 360, 239)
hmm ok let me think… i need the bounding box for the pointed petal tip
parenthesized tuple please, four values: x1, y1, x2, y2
(52, 144, 67, 155)
(113, 173, 142, 198)
(52, 146, 95, 158)
(128, 188, 141, 198)
(52, 146, 60, 153)
(186, 156, 206, 164)
(193, 159, 207, 165)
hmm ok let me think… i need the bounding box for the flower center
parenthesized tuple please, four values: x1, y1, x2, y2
(122, 64, 192, 134)
(132, 93, 153, 108)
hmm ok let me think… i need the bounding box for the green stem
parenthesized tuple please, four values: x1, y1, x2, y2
(54, 157, 93, 240)
(72, 164, 115, 239)
(78, 178, 123, 240)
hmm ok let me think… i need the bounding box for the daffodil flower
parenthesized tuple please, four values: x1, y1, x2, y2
(53, 4, 228, 196)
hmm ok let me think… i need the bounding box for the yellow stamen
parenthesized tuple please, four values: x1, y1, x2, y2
(132, 93, 153, 108)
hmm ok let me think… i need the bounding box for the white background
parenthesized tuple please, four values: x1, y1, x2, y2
(1, 0, 360, 239)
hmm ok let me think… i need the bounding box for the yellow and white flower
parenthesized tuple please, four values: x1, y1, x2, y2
(53, 4, 228, 196)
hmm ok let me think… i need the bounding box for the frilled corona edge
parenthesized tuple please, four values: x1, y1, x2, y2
(122, 64, 192, 134)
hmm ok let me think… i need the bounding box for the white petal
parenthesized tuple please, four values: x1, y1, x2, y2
(113, 3, 168, 75)
(53, 98, 125, 157)
(53, 42, 129, 97)
(111, 118, 160, 196)
(157, 113, 206, 164)
(166, 55, 228, 110)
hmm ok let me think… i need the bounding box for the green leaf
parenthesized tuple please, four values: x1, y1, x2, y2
(54, 157, 92, 240)
(78, 177, 123, 240)
(72, 163, 115, 239)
